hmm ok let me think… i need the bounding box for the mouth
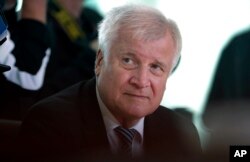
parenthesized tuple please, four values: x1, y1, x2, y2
(124, 93, 149, 100)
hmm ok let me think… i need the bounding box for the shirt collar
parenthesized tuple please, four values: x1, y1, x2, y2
(96, 87, 144, 139)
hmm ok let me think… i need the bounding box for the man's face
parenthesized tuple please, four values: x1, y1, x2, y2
(96, 32, 176, 124)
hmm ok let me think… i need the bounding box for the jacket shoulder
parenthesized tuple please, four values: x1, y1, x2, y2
(144, 106, 202, 161)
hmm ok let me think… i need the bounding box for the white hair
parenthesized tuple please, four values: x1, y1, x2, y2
(98, 4, 182, 72)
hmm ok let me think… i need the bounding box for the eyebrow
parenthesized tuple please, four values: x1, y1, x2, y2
(154, 60, 168, 70)
(121, 52, 136, 57)
(122, 52, 168, 70)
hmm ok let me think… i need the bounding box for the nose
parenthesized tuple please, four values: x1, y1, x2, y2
(129, 67, 150, 88)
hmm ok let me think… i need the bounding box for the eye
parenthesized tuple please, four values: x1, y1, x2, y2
(150, 64, 164, 76)
(122, 57, 133, 64)
(121, 57, 137, 69)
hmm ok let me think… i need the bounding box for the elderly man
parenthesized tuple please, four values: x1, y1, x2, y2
(17, 4, 201, 162)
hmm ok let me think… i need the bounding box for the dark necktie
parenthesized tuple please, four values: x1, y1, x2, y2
(114, 126, 140, 158)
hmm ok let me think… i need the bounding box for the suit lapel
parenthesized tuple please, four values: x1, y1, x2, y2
(77, 78, 112, 159)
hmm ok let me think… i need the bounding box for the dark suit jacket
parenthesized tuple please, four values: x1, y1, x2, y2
(16, 78, 201, 162)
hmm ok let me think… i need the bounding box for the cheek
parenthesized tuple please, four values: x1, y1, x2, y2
(152, 78, 167, 94)
(106, 68, 132, 94)
(151, 79, 167, 104)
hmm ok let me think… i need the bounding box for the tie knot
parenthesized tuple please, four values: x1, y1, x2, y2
(115, 126, 138, 143)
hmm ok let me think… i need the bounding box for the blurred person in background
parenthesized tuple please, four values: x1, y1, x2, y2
(0, 0, 50, 159)
(36, 0, 103, 100)
(204, 28, 250, 112)
(1, 0, 103, 119)
(202, 28, 250, 162)
(0, 0, 51, 120)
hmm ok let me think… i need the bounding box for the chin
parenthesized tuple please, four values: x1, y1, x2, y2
(126, 108, 151, 119)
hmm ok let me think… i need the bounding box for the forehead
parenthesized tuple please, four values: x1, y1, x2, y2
(110, 32, 176, 62)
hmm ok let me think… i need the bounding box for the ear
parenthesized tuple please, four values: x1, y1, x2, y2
(95, 49, 104, 76)
(171, 55, 181, 74)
